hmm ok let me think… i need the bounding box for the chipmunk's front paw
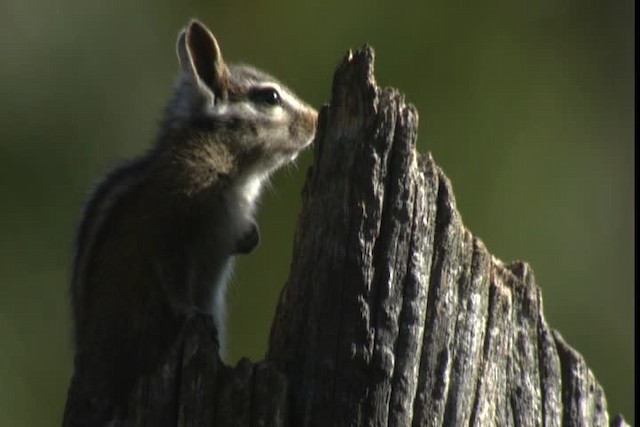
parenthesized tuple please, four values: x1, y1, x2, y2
(235, 222, 260, 254)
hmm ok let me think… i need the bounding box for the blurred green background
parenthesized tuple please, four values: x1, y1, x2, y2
(0, 0, 633, 425)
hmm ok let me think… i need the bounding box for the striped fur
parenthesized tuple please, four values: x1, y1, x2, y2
(69, 20, 316, 415)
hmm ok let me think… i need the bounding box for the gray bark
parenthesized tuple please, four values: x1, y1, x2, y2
(62, 47, 629, 427)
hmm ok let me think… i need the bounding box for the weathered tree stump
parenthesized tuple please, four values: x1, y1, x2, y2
(63, 47, 629, 427)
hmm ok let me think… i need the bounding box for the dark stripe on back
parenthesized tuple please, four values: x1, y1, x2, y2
(72, 154, 153, 294)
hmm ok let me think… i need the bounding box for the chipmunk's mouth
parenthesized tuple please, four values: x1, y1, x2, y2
(293, 133, 316, 159)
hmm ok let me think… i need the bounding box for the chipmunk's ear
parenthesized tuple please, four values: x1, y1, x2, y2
(177, 20, 229, 100)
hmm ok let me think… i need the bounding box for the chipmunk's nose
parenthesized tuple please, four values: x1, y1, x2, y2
(304, 107, 318, 134)
(292, 105, 318, 145)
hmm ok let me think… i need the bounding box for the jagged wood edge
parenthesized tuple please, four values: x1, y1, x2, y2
(266, 46, 629, 427)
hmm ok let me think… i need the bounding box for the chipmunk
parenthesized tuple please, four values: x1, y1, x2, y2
(69, 19, 317, 408)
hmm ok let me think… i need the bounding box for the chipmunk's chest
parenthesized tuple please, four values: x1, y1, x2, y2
(193, 185, 257, 242)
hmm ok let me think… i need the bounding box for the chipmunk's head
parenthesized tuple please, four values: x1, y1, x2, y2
(162, 20, 317, 195)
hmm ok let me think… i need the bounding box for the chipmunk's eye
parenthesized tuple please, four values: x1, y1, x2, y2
(249, 87, 281, 106)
